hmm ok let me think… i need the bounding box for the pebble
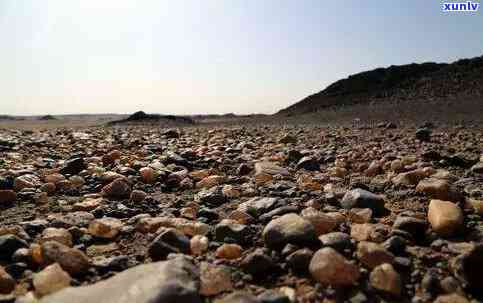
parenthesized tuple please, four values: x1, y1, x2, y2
(40, 241, 90, 275)
(216, 244, 242, 260)
(88, 217, 123, 239)
(300, 207, 337, 236)
(369, 263, 401, 297)
(433, 293, 469, 303)
(427, 199, 463, 237)
(139, 167, 156, 184)
(309, 247, 360, 287)
(262, 213, 317, 249)
(190, 235, 209, 256)
(0, 234, 28, 260)
(130, 190, 147, 202)
(101, 178, 131, 198)
(147, 228, 190, 261)
(356, 241, 394, 269)
(241, 248, 274, 276)
(200, 262, 233, 296)
(41, 228, 73, 247)
(341, 188, 386, 216)
(33, 263, 72, 297)
(0, 266, 15, 294)
(0, 190, 16, 205)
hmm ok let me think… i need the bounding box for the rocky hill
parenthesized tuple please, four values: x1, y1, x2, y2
(278, 55, 483, 116)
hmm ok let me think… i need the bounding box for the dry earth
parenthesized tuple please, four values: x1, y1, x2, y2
(0, 113, 482, 303)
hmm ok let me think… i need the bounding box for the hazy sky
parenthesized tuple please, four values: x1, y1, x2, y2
(1, 0, 482, 115)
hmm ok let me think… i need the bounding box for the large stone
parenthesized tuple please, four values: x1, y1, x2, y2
(36, 257, 201, 303)
(369, 263, 401, 297)
(340, 189, 386, 216)
(309, 247, 360, 287)
(428, 199, 463, 237)
(262, 214, 317, 249)
(33, 263, 72, 297)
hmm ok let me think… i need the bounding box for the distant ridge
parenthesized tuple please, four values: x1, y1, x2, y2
(108, 111, 195, 125)
(277, 54, 483, 116)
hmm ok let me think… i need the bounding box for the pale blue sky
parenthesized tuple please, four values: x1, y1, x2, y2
(1, 0, 482, 115)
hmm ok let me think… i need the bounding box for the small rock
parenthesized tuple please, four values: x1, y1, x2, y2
(196, 175, 225, 189)
(392, 216, 427, 240)
(190, 235, 209, 256)
(216, 244, 242, 260)
(286, 248, 313, 272)
(356, 241, 394, 269)
(41, 228, 73, 247)
(0, 234, 28, 260)
(139, 167, 156, 184)
(428, 199, 463, 237)
(88, 217, 123, 239)
(279, 134, 297, 144)
(60, 158, 87, 175)
(255, 162, 289, 176)
(369, 263, 401, 297)
(0, 266, 15, 294)
(262, 213, 317, 249)
(215, 219, 249, 244)
(200, 262, 233, 296)
(217, 292, 260, 303)
(309, 247, 360, 287)
(0, 190, 16, 205)
(101, 178, 131, 199)
(130, 190, 147, 202)
(73, 198, 102, 211)
(434, 293, 469, 303)
(14, 174, 40, 191)
(300, 207, 337, 236)
(241, 248, 274, 277)
(148, 228, 190, 261)
(416, 127, 431, 142)
(341, 189, 386, 216)
(296, 157, 319, 171)
(41, 241, 90, 275)
(319, 232, 352, 252)
(33, 263, 71, 297)
(416, 178, 461, 201)
(452, 244, 483, 293)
